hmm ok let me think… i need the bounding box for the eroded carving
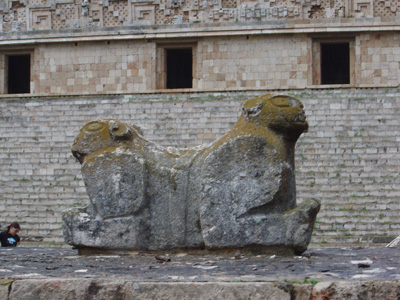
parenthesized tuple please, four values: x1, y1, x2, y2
(62, 94, 320, 254)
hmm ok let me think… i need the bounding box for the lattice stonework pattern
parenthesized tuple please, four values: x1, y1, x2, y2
(374, 0, 400, 17)
(155, 5, 164, 24)
(52, 4, 76, 29)
(307, 0, 345, 18)
(268, 0, 294, 7)
(8, 1, 27, 31)
(103, 1, 130, 27)
(155, 0, 191, 25)
(221, 0, 237, 9)
(17, 7, 27, 31)
(2, 13, 12, 32)
(28, 0, 47, 5)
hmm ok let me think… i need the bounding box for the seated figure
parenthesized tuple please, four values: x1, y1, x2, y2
(62, 94, 320, 254)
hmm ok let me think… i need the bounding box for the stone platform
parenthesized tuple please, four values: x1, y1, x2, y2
(1, 246, 400, 299)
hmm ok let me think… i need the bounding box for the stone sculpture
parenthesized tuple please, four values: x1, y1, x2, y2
(62, 94, 320, 254)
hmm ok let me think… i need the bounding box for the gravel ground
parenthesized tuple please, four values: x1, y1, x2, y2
(1, 246, 400, 282)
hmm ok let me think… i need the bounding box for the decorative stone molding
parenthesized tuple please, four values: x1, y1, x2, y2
(134, 5, 155, 25)
(350, 0, 373, 17)
(30, 9, 52, 30)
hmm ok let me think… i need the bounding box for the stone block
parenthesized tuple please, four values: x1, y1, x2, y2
(5, 279, 297, 300)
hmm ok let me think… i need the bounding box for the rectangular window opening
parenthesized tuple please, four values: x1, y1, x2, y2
(7, 54, 31, 94)
(320, 43, 350, 85)
(166, 48, 192, 89)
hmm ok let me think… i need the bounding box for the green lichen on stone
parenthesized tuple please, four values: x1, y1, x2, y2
(0, 279, 15, 286)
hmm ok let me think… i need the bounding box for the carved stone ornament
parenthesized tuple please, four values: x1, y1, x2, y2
(62, 94, 320, 255)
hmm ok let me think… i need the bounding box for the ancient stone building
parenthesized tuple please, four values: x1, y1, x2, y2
(0, 0, 399, 245)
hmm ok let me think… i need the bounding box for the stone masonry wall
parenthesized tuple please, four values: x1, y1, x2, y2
(296, 89, 400, 244)
(198, 35, 309, 90)
(1, 88, 400, 245)
(33, 35, 309, 94)
(34, 41, 156, 94)
(357, 33, 400, 87)
(3, 32, 398, 96)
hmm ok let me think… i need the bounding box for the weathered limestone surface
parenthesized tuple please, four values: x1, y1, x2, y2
(3, 279, 400, 300)
(0, 281, 9, 300)
(312, 281, 400, 300)
(1, 279, 299, 300)
(62, 94, 320, 254)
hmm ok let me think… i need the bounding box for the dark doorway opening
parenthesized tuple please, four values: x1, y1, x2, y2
(321, 43, 350, 85)
(8, 54, 31, 94)
(166, 48, 192, 89)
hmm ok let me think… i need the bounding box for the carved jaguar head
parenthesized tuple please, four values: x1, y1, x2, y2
(242, 94, 308, 139)
(72, 119, 142, 164)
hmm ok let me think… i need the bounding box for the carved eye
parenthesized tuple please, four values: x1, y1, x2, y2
(271, 96, 304, 109)
(108, 120, 131, 140)
(84, 121, 106, 133)
(271, 97, 293, 107)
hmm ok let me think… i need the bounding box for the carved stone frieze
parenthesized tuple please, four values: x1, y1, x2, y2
(0, 0, 396, 32)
